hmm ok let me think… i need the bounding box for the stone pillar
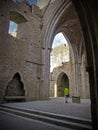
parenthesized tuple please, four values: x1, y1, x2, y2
(72, 60, 81, 103)
(40, 47, 50, 100)
(86, 66, 98, 129)
(73, 61, 81, 96)
(54, 83, 57, 97)
(80, 53, 90, 98)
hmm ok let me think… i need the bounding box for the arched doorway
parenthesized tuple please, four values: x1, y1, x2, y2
(57, 72, 69, 97)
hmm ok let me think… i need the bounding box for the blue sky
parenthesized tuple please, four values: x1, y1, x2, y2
(9, 21, 18, 34)
(52, 33, 68, 48)
(12, 0, 37, 5)
(28, 0, 37, 5)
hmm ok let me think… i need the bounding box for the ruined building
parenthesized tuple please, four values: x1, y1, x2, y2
(50, 44, 90, 98)
(0, 0, 98, 129)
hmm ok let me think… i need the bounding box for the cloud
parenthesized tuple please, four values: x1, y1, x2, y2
(9, 21, 18, 34)
(52, 33, 67, 48)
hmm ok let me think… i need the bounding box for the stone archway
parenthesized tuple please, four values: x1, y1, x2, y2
(5, 72, 25, 97)
(57, 72, 69, 97)
(5, 72, 25, 102)
(42, 0, 98, 128)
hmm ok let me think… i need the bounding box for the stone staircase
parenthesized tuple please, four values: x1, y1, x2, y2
(0, 105, 92, 130)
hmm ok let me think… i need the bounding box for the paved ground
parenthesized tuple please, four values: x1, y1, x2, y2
(3, 97, 91, 120)
(0, 97, 91, 130)
(0, 110, 72, 130)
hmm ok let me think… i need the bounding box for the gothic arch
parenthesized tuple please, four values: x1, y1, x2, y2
(42, 0, 77, 101)
(42, 0, 98, 128)
(57, 72, 69, 97)
(42, 0, 87, 101)
(5, 72, 25, 97)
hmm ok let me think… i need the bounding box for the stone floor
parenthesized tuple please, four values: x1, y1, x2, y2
(0, 97, 92, 130)
(2, 97, 91, 120)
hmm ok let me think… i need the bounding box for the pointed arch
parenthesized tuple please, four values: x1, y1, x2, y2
(57, 72, 69, 97)
(5, 72, 25, 97)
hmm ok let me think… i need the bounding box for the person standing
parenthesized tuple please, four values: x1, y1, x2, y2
(64, 87, 69, 103)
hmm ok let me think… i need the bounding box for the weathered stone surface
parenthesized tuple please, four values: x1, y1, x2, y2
(0, 0, 90, 103)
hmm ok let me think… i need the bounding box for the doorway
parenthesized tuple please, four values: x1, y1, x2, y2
(57, 73, 69, 97)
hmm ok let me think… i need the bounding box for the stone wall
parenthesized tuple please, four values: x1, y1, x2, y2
(50, 62, 74, 97)
(0, 0, 43, 103)
(50, 45, 90, 99)
(50, 44, 70, 72)
(50, 44, 74, 97)
(0, 0, 90, 103)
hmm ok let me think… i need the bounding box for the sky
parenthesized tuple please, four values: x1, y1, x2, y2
(28, 0, 37, 5)
(9, 21, 18, 34)
(12, 0, 37, 5)
(52, 33, 68, 48)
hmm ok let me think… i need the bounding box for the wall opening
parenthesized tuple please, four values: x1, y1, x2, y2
(9, 21, 18, 37)
(50, 32, 69, 72)
(50, 32, 70, 97)
(57, 73, 69, 97)
(8, 11, 27, 38)
(5, 72, 25, 97)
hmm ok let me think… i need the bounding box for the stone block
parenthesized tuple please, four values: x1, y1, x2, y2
(72, 96, 81, 103)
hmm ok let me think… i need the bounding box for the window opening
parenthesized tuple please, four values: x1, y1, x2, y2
(8, 21, 18, 37)
(9, 11, 27, 38)
(50, 32, 69, 72)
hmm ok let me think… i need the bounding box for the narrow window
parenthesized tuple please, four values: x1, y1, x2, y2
(8, 21, 18, 37)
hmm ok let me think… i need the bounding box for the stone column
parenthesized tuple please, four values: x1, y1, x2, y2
(73, 61, 81, 96)
(54, 83, 57, 97)
(72, 60, 81, 103)
(40, 47, 50, 100)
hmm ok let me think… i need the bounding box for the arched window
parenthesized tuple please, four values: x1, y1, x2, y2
(52, 32, 68, 48)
